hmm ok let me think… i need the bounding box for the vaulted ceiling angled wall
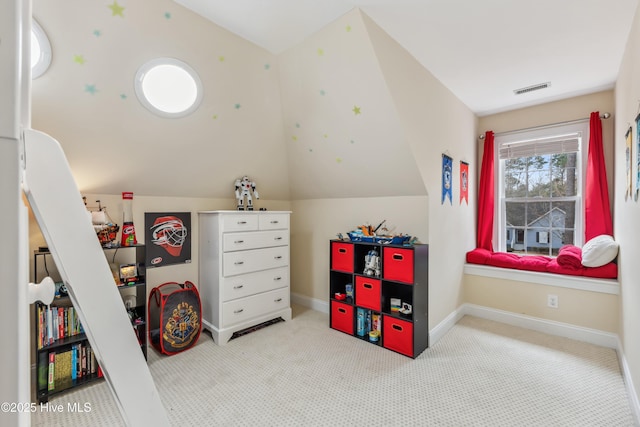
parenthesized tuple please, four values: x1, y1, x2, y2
(277, 8, 426, 200)
(31, 0, 291, 200)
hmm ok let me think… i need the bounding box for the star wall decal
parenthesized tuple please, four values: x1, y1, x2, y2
(320, 89, 326, 96)
(317, 48, 324, 56)
(352, 105, 361, 115)
(212, 114, 218, 120)
(292, 135, 298, 141)
(108, 1, 125, 17)
(264, 63, 270, 70)
(120, 94, 127, 100)
(234, 103, 241, 109)
(73, 55, 86, 65)
(218, 56, 225, 62)
(93, 30, 102, 37)
(164, 12, 172, 19)
(84, 84, 98, 95)
(336, 158, 343, 163)
(346, 25, 352, 32)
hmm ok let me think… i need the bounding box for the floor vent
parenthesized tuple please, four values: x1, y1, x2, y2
(513, 82, 551, 95)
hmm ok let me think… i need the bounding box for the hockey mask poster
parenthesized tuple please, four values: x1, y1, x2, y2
(145, 212, 191, 268)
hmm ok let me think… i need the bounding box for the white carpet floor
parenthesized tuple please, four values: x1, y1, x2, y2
(31, 305, 636, 426)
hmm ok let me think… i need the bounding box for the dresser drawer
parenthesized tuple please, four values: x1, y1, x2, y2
(258, 213, 290, 230)
(223, 230, 289, 252)
(222, 214, 259, 232)
(222, 287, 290, 327)
(223, 246, 289, 277)
(220, 267, 289, 302)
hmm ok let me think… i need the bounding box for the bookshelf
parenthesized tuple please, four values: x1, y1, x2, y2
(32, 245, 148, 403)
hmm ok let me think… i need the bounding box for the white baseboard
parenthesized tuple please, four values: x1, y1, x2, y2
(616, 336, 640, 425)
(291, 292, 328, 313)
(460, 303, 619, 348)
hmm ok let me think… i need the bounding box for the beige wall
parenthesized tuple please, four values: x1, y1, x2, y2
(32, 0, 291, 200)
(465, 91, 619, 333)
(290, 196, 428, 302)
(614, 2, 640, 411)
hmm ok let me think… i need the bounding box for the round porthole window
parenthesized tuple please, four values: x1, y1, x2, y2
(31, 19, 52, 79)
(134, 58, 203, 118)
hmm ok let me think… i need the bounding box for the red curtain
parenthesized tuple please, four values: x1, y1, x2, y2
(477, 131, 495, 251)
(585, 112, 613, 241)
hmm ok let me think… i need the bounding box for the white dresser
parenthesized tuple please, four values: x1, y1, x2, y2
(198, 210, 292, 345)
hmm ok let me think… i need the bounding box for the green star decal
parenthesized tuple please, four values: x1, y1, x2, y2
(352, 106, 361, 115)
(164, 12, 171, 19)
(336, 158, 342, 163)
(264, 63, 270, 70)
(84, 84, 98, 95)
(292, 135, 298, 141)
(317, 48, 324, 56)
(346, 25, 352, 32)
(108, 1, 125, 17)
(120, 94, 127, 100)
(73, 55, 86, 65)
(93, 30, 102, 37)
(234, 103, 241, 109)
(218, 56, 225, 62)
(320, 89, 326, 96)
(295, 123, 300, 128)
(212, 114, 218, 120)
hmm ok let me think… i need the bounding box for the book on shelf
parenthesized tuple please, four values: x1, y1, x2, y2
(38, 305, 84, 348)
(47, 352, 54, 391)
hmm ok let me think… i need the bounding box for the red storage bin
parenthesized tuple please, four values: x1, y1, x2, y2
(383, 247, 414, 283)
(331, 242, 354, 273)
(355, 276, 381, 311)
(331, 301, 354, 335)
(383, 315, 413, 357)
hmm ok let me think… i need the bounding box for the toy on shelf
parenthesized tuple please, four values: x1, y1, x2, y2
(344, 219, 415, 245)
(363, 248, 380, 277)
(235, 175, 259, 211)
(85, 197, 119, 248)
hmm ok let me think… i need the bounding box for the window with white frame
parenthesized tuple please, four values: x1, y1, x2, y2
(496, 121, 589, 256)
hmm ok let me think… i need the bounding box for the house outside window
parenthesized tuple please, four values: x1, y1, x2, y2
(496, 121, 589, 256)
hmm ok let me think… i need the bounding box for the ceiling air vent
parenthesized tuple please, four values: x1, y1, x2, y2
(513, 82, 551, 95)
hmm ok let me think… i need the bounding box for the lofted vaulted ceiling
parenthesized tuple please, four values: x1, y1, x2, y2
(175, 0, 639, 116)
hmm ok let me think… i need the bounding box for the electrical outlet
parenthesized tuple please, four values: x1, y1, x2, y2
(547, 294, 559, 309)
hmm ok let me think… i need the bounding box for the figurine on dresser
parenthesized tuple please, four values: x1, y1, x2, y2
(235, 176, 259, 211)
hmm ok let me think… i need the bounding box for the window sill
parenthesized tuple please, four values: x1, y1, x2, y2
(464, 263, 619, 295)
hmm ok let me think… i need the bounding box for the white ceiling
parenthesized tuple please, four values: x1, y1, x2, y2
(175, 0, 638, 116)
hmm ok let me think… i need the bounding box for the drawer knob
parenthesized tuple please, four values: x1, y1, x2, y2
(237, 221, 247, 225)
(234, 309, 244, 314)
(274, 298, 283, 303)
(234, 261, 244, 265)
(274, 236, 283, 240)
(233, 285, 244, 289)
(274, 255, 283, 260)
(273, 276, 282, 281)
(234, 240, 244, 244)
(270, 220, 279, 224)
